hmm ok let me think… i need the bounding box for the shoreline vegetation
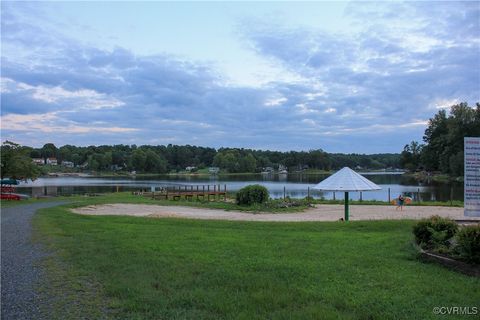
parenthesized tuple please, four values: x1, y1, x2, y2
(40, 169, 463, 185)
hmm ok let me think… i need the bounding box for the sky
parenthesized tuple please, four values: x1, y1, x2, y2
(1, 1, 479, 153)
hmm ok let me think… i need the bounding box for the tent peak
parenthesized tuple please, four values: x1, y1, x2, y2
(312, 167, 381, 192)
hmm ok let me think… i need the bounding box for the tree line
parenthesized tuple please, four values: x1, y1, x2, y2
(400, 102, 480, 176)
(2, 142, 401, 176)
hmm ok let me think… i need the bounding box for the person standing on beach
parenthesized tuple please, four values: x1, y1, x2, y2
(396, 194, 405, 211)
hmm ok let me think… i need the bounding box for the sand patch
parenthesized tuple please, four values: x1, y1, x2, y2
(70, 203, 475, 222)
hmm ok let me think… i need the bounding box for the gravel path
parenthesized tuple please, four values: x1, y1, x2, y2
(1, 201, 69, 320)
(72, 203, 475, 222)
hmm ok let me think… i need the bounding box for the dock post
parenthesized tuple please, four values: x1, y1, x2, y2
(283, 186, 286, 200)
(333, 192, 336, 201)
(450, 186, 453, 205)
(360, 191, 362, 202)
(388, 188, 391, 202)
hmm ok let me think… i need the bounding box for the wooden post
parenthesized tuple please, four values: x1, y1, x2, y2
(388, 188, 391, 202)
(450, 186, 453, 205)
(307, 187, 311, 205)
(333, 191, 336, 201)
(283, 186, 286, 200)
(360, 191, 363, 202)
(417, 188, 420, 202)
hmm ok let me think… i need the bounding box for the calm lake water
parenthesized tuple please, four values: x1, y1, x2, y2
(15, 172, 463, 202)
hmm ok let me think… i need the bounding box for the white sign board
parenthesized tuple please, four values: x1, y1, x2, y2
(464, 137, 480, 217)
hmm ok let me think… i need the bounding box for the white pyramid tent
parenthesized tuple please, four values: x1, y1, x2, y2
(313, 167, 381, 192)
(312, 167, 381, 221)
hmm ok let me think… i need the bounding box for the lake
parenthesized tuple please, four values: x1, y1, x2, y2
(15, 172, 463, 202)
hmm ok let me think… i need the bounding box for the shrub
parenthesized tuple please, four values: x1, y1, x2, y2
(412, 215, 458, 249)
(455, 225, 480, 264)
(236, 185, 269, 206)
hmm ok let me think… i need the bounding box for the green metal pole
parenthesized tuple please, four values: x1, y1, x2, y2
(344, 191, 349, 221)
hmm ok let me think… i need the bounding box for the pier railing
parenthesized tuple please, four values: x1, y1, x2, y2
(135, 184, 227, 201)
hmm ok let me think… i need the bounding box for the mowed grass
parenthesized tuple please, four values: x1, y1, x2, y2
(34, 203, 479, 319)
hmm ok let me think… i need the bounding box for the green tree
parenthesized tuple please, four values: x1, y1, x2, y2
(41, 143, 58, 159)
(239, 153, 257, 173)
(400, 141, 423, 171)
(415, 102, 480, 175)
(144, 150, 168, 173)
(131, 149, 147, 171)
(1, 141, 41, 180)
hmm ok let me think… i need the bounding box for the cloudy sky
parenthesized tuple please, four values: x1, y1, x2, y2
(1, 1, 479, 153)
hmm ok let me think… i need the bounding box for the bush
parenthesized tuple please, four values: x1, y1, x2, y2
(412, 215, 458, 249)
(455, 225, 480, 264)
(236, 185, 269, 206)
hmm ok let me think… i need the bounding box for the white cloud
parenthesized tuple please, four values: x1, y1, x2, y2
(430, 99, 461, 110)
(324, 108, 336, 113)
(1, 112, 138, 133)
(1, 77, 125, 110)
(264, 96, 287, 107)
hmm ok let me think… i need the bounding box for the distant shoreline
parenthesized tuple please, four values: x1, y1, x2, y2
(40, 169, 406, 179)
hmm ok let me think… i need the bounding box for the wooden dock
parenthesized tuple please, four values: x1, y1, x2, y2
(135, 184, 227, 201)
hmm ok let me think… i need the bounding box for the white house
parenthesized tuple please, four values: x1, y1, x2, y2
(46, 158, 58, 165)
(32, 158, 45, 165)
(62, 161, 74, 168)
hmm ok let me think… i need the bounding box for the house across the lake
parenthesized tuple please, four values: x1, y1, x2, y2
(32, 158, 45, 165)
(46, 158, 58, 165)
(62, 161, 74, 168)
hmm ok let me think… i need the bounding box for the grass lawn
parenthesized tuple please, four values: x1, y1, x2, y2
(33, 200, 479, 319)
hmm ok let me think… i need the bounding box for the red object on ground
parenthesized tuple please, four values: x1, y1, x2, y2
(1, 193, 21, 200)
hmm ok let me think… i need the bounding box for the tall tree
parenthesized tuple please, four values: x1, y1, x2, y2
(41, 143, 58, 159)
(1, 141, 41, 180)
(414, 102, 480, 175)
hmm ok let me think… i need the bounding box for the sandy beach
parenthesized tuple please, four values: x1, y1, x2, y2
(71, 203, 477, 222)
